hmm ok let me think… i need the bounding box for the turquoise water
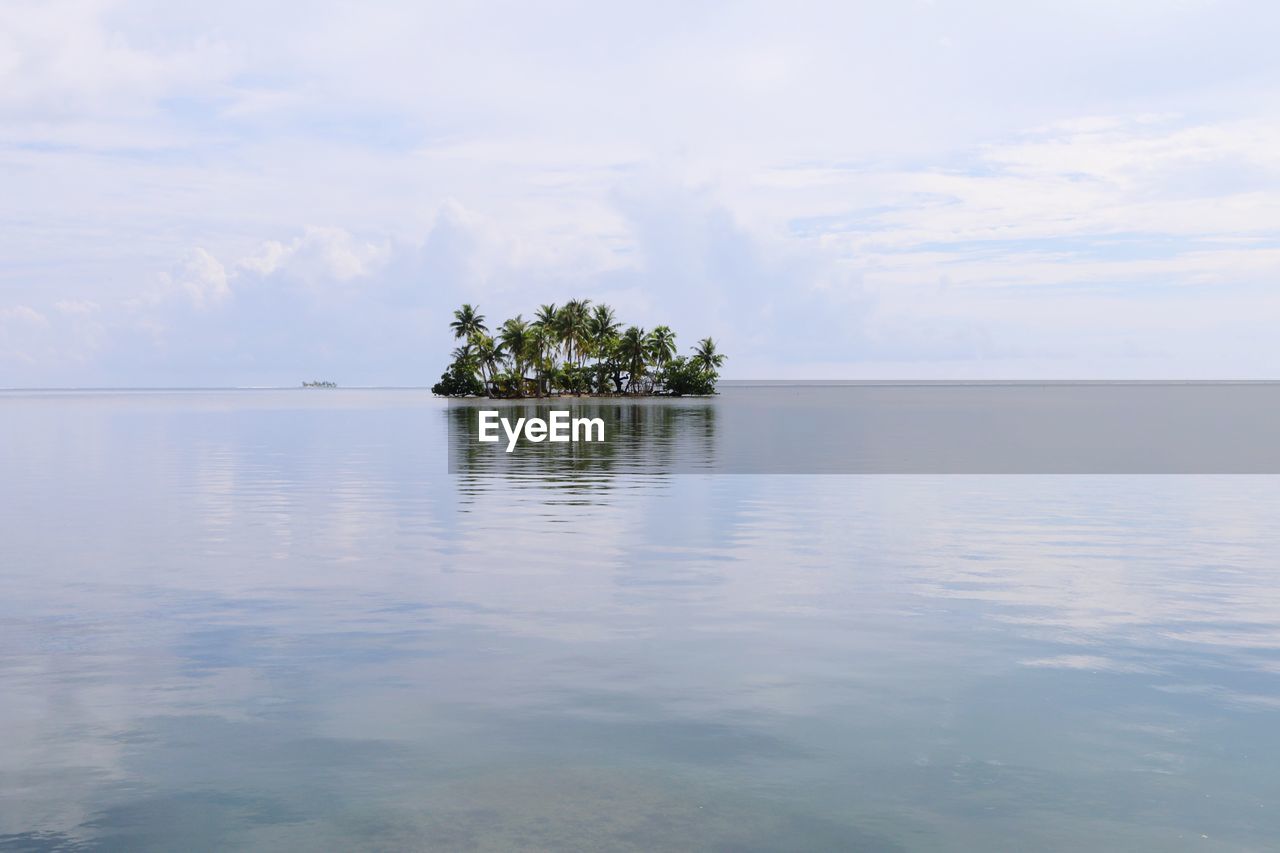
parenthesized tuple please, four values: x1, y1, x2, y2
(2, 389, 1279, 851)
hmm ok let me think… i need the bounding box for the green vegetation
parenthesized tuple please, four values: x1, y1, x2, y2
(432, 302, 725, 397)
(302, 380, 337, 388)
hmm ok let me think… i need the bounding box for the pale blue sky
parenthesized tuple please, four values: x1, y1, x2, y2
(2, 0, 1279, 385)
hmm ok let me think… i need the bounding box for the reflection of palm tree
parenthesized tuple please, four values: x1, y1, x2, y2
(449, 397, 718, 476)
(692, 337, 726, 371)
(450, 304, 487, 340)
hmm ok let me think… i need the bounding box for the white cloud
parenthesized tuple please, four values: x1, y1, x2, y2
(54, 299, 100, 315)
(0, 0, 238, 126)
(1, 1, 1279, 384)
(168, 248, 230, 309)
(235, 227, 390, 283)
(1, 305, 48, 327)
(0, 305, 50, 371)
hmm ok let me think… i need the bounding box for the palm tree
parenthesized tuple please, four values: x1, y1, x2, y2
(534, 303, 558, 328)
(646, 325, 677, 369)
(498, 316, 530, 395)
(449, 304, 487, 340)
(617, 326, 648, 393)
(434, 301, 725, 397)
(526, 325, 554, 396)
(469, 333, 500, 394)
(532, 303, 559, 362)
(692, 337, 726, 372)
(556, 299, 591, 366)
(589, 303, 618, 336)
(531, 303, 560, 389)
(450, 343, 475, 369)
(587, 304, 621, 393)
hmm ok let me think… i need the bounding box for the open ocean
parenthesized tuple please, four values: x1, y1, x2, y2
(2, 387, 1279, 851)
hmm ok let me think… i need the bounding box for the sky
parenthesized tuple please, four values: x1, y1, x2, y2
(1, 0, 1279, 386)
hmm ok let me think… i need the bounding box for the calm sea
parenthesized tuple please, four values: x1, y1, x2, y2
(2, 388, 1278, 851)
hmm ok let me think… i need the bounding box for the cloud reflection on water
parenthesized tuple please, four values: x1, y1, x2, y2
(2, 390, 1279, 850)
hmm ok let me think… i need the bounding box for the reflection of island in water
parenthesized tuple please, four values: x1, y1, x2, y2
(451, 383, 1280, 477)
(447, 399, 718, 477)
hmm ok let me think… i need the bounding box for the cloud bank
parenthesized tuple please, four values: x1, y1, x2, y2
(2, 0, 1279, 385)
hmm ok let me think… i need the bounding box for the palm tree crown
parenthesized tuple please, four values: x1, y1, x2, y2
(533, 303, 559, 338)
(692, 337, 726, 371)
(646, 326, 677, 368)
(449, 304, 487, 339)
(498, 317, 529, 361)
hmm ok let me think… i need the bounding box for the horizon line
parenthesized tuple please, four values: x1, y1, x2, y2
(5, 379, 1280, 392)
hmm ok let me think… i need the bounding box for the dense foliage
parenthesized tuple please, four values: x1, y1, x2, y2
(430, 361, 485, 397)
(432, 301, 725, 397)
(657, 357, 719, 396)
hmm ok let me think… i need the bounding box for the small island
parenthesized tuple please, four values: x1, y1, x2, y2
(302, 380, 337, 388)
(432, 301, 725, 398)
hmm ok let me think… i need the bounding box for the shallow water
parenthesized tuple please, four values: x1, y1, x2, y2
(2, 389, 1279, 851)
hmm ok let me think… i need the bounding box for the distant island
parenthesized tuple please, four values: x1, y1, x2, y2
(432, 302, 725, 397)
(302, 380, 337, 388)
